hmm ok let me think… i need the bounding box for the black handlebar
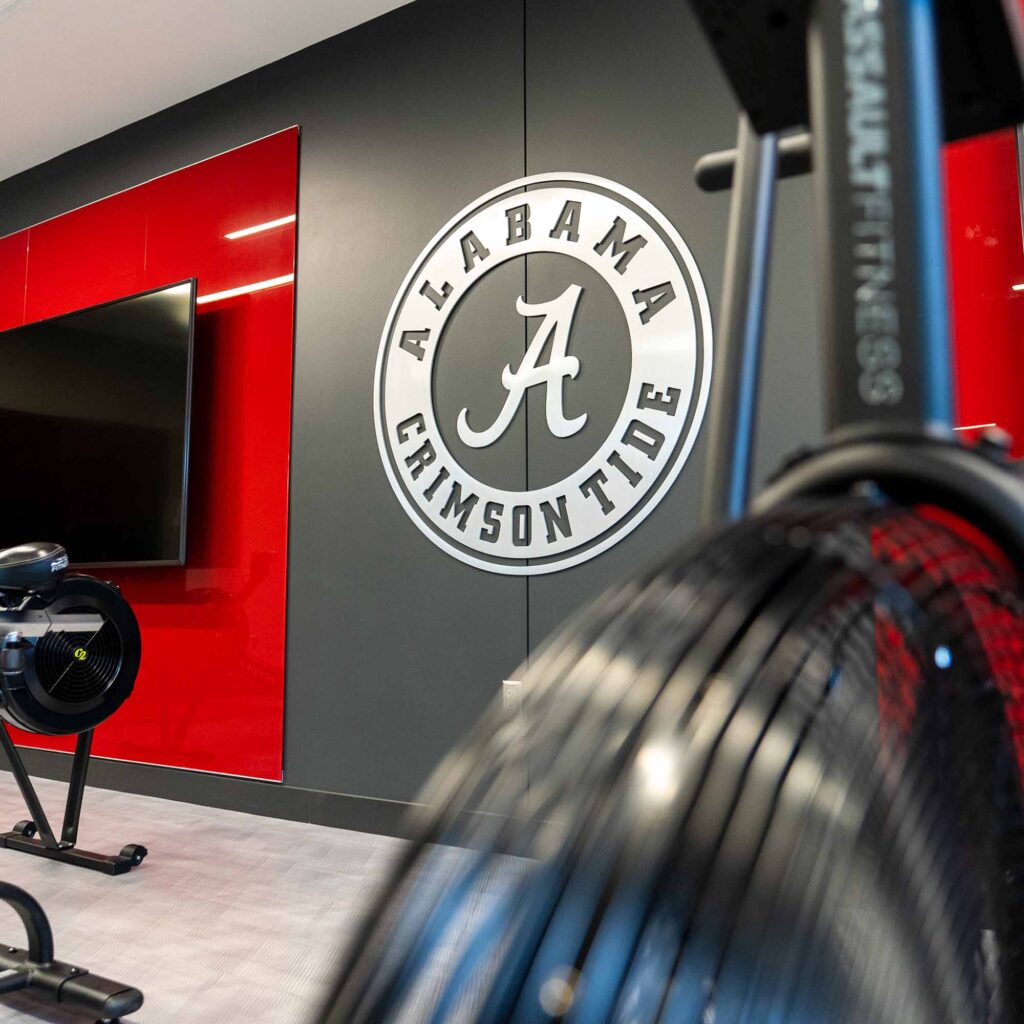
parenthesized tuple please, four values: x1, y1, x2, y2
(695, 132, 812, 193)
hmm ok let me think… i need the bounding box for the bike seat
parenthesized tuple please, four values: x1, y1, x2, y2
(0, 543, 69, 592)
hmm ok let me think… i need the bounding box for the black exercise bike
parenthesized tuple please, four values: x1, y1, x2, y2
(0, 543, 145, 1021)
(316, 2, 1024, 1021)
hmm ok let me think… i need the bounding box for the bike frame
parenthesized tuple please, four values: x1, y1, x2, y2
(698, 0, 1023, 526)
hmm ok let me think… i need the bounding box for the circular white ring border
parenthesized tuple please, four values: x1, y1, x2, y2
(373, 172, 714, 575)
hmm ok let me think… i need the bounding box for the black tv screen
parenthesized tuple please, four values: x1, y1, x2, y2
(0, 280, 196, 566)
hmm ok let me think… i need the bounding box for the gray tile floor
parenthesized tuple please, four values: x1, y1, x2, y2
(0, 772, 404, 1023)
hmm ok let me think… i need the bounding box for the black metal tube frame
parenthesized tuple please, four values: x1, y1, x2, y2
(0, 723, 144, 874)
(700, 115, 779, 526)
(0, 880, 143, 1018)
(0, 722, 91, 851)
(808, 0, 952, 431)
(0, 881, 53, 965)
(701, 0, 958, 525)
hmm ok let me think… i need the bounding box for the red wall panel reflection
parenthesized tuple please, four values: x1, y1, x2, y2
(0, 128, 298, 779)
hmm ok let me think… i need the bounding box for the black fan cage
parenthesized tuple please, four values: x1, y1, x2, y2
(318, 499, 1024, 1024)
(34, 614, 121, 705)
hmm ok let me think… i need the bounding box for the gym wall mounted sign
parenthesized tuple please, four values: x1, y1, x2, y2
(375, 173, 713, 574)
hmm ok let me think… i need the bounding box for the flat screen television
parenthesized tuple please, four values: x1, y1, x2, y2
(0, 280, 196, 566)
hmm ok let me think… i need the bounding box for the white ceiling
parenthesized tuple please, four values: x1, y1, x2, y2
(0, 0, 413, 182)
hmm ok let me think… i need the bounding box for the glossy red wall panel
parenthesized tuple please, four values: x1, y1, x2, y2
(0, 231, 27, 332)
(24, 187, 149, 321)
(944, 0, 1024, 444)
(946, 128, 1024, 451)
(0, 128, 298, 779)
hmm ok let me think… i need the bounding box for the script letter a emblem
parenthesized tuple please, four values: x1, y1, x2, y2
(457, 284, 587, 449)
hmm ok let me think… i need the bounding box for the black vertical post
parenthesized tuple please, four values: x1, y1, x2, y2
(61, 729, 93, 846)
(701, 114, 780, 526)
(807, 0, 952, 433)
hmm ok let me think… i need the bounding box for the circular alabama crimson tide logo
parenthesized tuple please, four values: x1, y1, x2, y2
(375, 173, 712, 574)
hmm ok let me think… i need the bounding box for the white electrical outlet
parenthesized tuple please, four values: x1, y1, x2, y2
(502, 679, 523, 716)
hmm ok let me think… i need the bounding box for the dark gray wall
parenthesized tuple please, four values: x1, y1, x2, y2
(0, 0, 823, 826)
